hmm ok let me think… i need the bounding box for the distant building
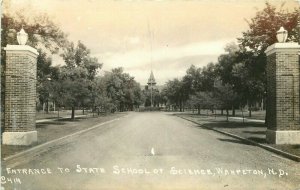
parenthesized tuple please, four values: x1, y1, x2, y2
(143, 71, 159, 107)
(145, 70, 157, 90)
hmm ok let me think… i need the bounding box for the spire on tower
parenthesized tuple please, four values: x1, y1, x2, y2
(147, 70, 156, 85)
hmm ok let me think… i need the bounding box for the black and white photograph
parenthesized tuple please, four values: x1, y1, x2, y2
(1, 0, 300, 189)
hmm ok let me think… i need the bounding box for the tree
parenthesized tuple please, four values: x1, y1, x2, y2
(36, 50, 62, 112)
(163, 63, 218, 112)
(162, 79, 187, 112)
(162, 2, 299, 118)
(188, 91, 214, 115)
(142, 87, 160, 107)
(104, 67, 143, 112)
(236, 3, 299, 117)
(60, 41, 102, 119)
(200, 63, 217, 92)
(238, 2, 299, 54)
(215, 43, 243, 115)
(1, 11, 67, 53)
(213, 83, 238, 121)
(1, 10, 68, 113)
(181, 65, 197, 96)
(215, 41, 267, 116)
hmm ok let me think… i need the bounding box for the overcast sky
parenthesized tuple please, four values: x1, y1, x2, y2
(5, 0, 300, 85)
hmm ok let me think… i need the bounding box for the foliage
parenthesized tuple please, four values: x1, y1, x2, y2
(1, 11, 68, 111)
(1, 12, 67, 53)
(188, 91, 214, 109)
(238, 2, 299, 54)
(0, 4, 147, 118)
(59, 41, 102, 118)
(162, 2, 300, 116)
(142, 87, 160, 107)
(104, 68, 143, 112)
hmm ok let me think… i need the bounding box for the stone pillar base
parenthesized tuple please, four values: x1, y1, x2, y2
(266, 129, 300, 144)
(2, 131, 37, 146)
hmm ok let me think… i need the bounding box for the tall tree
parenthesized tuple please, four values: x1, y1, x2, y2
(60, 41, 102, 119)
(163, 79, 187, 111)
(236, 2, 299, 116)
(104, 67, 143, 112)
(188, 91, 214, 115)
(213, 83, 238, 121)
(238, 2, 299, 54)
(1, 11, 68, 112)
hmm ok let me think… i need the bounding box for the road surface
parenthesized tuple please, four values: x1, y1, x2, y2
(2, 112, 300, 190)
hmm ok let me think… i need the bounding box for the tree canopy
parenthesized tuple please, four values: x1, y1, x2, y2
(162, 2, 300, 118)
(1, 8, 144, 119)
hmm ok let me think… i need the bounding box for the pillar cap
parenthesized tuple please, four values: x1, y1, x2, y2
(265, 42, 300, 56)
(4, 45, 39, 56)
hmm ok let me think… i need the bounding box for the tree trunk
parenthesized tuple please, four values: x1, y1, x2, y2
(120, 103, 123, 112)
(42, 102, 45, 113)
(226, 109, 229, 122)
(46, 101, 49, 114)
(82, 107, 85, 115)
(265, 97, 268, 125)
(71, 107, 75, 120)
(221, 109, 223, 115)
(248, 101, 252, 117)
(179, 101, 182, 112)
(241, 107, 245, 123)
(57, 107, 60, 119)
(232, 106, 235, 116)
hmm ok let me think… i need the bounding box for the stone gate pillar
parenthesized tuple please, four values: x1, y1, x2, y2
(265, 39, 300, 144)
(2, 31, 39, 145)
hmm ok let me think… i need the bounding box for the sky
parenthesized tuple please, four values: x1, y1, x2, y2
(4, 0, 300, 85)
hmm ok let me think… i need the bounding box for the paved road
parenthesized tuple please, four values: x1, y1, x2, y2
(2, 112, 300, 190)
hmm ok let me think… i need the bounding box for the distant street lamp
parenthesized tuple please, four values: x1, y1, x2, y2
(276, 26, 288, 43)
(17, 28, 28, 45)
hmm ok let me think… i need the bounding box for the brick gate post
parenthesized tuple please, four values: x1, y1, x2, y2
(265, 38, 300, 144)
(2, 33, 39, 145)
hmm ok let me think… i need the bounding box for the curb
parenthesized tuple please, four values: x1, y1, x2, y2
(176, 115, 300, 162)
(3, 115, 128, 165)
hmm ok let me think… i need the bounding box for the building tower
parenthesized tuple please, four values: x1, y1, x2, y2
(147, 70, 156, 107)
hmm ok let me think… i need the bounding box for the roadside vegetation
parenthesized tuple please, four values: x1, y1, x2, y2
(1, 4, 144, 120)
(1, 2, 299, 121)
(161, 2, 300, 122)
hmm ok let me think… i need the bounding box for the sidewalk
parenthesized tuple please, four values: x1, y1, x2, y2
(176, 113, 300, 161)
(228, 116, 265, 123)
(36, 114, 88, 123)
(1, 113, 127, 159)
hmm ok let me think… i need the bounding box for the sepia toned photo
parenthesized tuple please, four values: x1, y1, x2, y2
(1, 0, 300, 189)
